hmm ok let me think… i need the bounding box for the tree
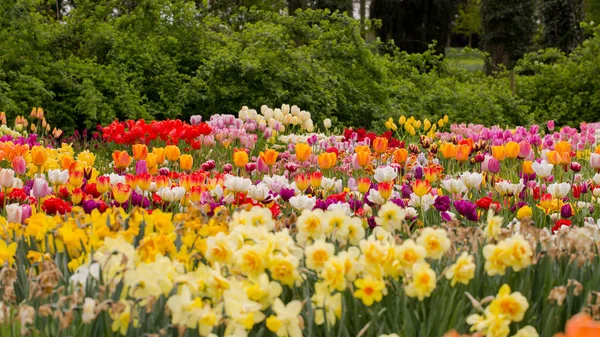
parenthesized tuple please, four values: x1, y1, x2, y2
(370, 0, 461, 54)
(453, 0, 482, 47)
(540, 0, 584, 53)
(481, 0, 536, 71)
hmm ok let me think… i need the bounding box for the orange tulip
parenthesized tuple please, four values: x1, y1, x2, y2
(413, 179, 432, 197)
(260, 149, 279, 166)
(294, 174, 309, 192)
(357, 177, 371, 194)
(179, 154, 193, 171)
(491, 146, 506, 161)
(31, 146, 48, 167)
(522, 161, 534, 175)
(560, 152, 571, 166)
(565, 313, 600, 337)
(132, 144, 149, 161)
(505, 141, 520, 159)
(317, 152, 337, 169)
(392, 148, 408, 164)
(546, 150, 561, 165)
(355, 145, 370, 154)
(295, 143, 312, 162)
(152, 147, 166, 165)
(112, 150, 132, 170)
(455, 144, 471, 162)
(233, 149, 249, 168)
(356, 150, 371, 167)
(310, 171, 323, 189)
(165, 145, 181, 162)
(372, 137, 389, 153)
(112, 182, 132, 204)
(378, 181, 393, 200)
(555, 141, 571, 155)
(60, 156, 75, 171)
(440, 143, 457, 159)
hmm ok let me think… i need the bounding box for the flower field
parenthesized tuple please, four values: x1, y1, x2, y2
(0, 106, 600, 337)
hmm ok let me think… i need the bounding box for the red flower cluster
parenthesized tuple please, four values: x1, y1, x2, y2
(343, 128, 404, 148)
(101, 119, 212, 146)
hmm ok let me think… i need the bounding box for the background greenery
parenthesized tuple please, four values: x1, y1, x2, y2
(0, 0, 599, 133)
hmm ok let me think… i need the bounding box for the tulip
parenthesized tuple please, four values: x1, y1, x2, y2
(32, 178, 50, 198)
(546, 150, 561, 165)
(72, 188, 84, 205)
(357, 177, 371, 194)
(564, 313, 600, 337)
(372, 137, 388, 153)
(69, 170, 84, 188)
(256, 157, 269, 173)
(440, 143, 457, 159)
(136, 173, 152, 191)
(179, 154, 193, 171)
(491, 145, 506, 161)
(412, 179, 431, 197)
(294, 174, 309, 192)
(423, 167, 439, 183)
(547, 182, 571, 199)
(145, 153, 157, 170)
(152, 147, 166, 165)
(555, 140, 571, 155)
(96, 175, 111, 194)
(60, 156, 75, 171)
(11, 156, 26, 175)
(455, 144, 471, 162)
(482, 156, 500, 173)
(6, 203, 23, 223)
(295, 143, 312, 162)
(317, 152, 337, 170)
(590, 153, 600, 171)
(310, 172, 322, 189)
(132, 144, 148, 161)
(0, 169, 15, 189)
(260, 149, 279, 166)
(522, 161, 534, 175)
(378, 181, 393, 200)
(356, 150, 371, 167)
(505, 141, 520, 159)
(518, 141, 532, 159)
(233, 149, 249, 168)
(112, 182, 132, 204)
(21, 204, 32, 223)
(165, 145, 181, 162)
(355, 145, 370, 153)
(392, 148, 408, 164)
(135, 160, 148, 175)
(516, 205, 533, 219)
(31, 146, 48, 167)
(112, 150, 132, 170)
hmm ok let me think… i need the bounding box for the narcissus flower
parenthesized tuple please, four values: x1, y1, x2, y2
(353, 276, 386, 306)
(404, 262, 436, 301)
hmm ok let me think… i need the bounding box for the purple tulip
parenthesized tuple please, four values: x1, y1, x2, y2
(453, 199, 479, 221)
(434, 195, 451, 212)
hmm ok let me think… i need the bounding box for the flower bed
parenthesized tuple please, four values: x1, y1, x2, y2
(0, 105, 599, 337)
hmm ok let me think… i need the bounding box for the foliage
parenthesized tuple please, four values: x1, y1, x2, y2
(481, 0, 536, 70)
(539, 0, 584, 53)
(369, 0, 462, 54)
(453, 0, 482, 46)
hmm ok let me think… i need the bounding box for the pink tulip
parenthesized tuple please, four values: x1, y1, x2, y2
(11, 156, 27, 175)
